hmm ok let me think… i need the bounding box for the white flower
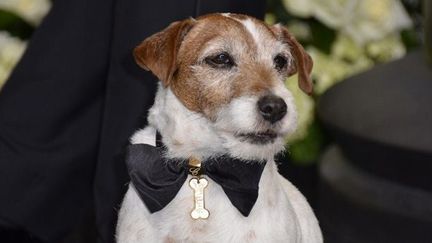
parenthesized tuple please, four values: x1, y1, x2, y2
(286, 21, 312, 41)
(265, 13, 277, 25)
(308, 41, 374, 95)
(282, 0, 315, 18)
(332, 34, 365, 61)
(366, 34, 406, 62)
(0, 32, 27, 89)
(307, 47, 351, 95)
(283, 0, 412, 45)
(0, 0, 51, 25)
(0, 65, 9, 89)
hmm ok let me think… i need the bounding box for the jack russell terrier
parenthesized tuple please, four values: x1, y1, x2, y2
(116, 13, 323, 243)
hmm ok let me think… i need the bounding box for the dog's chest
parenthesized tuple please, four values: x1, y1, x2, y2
(146, 163, 299, 242)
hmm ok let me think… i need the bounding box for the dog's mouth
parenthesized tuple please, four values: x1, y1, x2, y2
(236, 131, 278, 144)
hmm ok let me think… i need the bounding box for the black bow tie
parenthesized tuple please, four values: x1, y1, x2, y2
(125, 142, 266, 217)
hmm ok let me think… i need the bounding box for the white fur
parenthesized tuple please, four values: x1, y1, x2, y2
(241, 19, 262, 47)
(239, 18, 293, 66)
(147, 84, 225, 160)
(213, 82, 298, 161)
(117, 14, 322, 243)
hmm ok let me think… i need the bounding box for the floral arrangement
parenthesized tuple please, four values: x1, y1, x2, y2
(266, 0, 421, 163)
(0, 33, 25, 88)
(0, 0, 51, 89)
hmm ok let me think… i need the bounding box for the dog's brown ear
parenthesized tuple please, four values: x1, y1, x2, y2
(134, 19, 195, 86)
(272, 24, 313, 95)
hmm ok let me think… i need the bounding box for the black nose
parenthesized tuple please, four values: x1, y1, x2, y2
(257, 95, 287, 123)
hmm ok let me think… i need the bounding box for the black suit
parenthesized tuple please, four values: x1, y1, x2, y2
(0, 0, 265, 242)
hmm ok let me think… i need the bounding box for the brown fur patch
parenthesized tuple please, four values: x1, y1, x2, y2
(169, 14, 264, 116)
(231, 65, 275, 97)
(134, 19, 195, 86)
(225, 13, 249, 20)
(164, 236, 175, 243)
(271, 25, 314, 95)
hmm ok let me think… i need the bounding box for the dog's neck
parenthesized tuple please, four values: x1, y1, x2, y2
(141, 84, 284, 161)
(146, 84, 225, 160)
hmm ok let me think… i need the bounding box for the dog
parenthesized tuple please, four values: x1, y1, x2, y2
(116, 13, 322, 243)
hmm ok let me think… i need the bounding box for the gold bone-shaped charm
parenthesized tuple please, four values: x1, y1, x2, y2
(189, 178, 210, 219)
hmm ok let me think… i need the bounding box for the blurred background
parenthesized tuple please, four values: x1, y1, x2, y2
(1, 0, 431, 242)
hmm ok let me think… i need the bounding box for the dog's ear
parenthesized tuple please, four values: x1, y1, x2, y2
(272, 24, 313, 95)
(134, 19, 195, 86)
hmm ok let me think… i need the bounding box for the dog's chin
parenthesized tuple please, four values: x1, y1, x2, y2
(220, 130, 286, 161)
(235, 131, 280, 145)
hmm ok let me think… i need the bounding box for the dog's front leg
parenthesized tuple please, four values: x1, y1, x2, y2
(116, 185, 159, 243)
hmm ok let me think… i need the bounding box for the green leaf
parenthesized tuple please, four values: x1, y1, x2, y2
(287, 120, 325, 165)
(0, 9, 34, 40)
(308, 19, 336, 54)
(400, 29, 421, 51)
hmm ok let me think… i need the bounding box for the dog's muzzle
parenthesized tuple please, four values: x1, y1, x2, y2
(257, 94, 287, 123)
(237, 131, 278, 144)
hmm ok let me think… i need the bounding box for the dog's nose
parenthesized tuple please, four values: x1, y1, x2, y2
(257, 95, 287, 123)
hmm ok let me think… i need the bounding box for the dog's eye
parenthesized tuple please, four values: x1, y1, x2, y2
(274, 54, 288, 71)
(205, 52, 235, 68)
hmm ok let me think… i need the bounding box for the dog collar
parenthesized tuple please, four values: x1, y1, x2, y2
(125, 140, 266, 218)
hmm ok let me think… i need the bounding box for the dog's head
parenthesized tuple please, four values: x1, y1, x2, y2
(134, 13, 313, 160)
